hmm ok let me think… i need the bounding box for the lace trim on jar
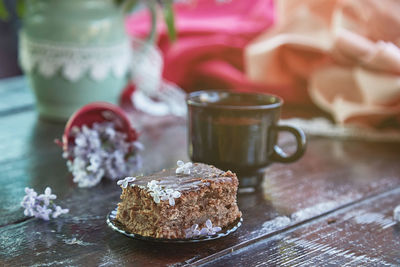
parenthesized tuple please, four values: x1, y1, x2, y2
(19, 32, 131, 82)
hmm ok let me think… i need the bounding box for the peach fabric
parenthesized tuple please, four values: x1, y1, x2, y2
(246, 0, 400, 127)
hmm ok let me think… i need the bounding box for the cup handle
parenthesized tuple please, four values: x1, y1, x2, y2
(271, 125, 306, 163)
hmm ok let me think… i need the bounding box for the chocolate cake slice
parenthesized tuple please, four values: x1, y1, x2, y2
(115, 162, 242, 239)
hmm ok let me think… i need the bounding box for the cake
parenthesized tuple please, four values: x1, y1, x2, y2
(115, 161, 242, 239)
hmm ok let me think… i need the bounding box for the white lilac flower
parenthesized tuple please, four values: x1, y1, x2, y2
(160, 188, 182, 206)
(202, 219, 222, 235)
(184, 219, 222, 238)
(87, 154, 102, 172)
(20, 187, 68, 221)
(37, 187, 57, 206)
(147, 180, 163, 204)
(150, 192, 161, 204)
(117, 177, 136, 188)
(105, 126, 116, 139)
(25, 187, 37, 198)
(35, 205, 52, 221)
(176, 160, 193, 175)
(133, 141, 145, 151)
(52, 205, 69, 218)
(146, 180, 181, 206)
(147, 180, 160, 190)
(64, 121, 143, 188)
(70, 157, 104, 188)
(21, 188, 37, 217)
(74, 133, 87, 147)
(185, 224, 200, 238)
(394, 205, 400, 222)
(199, 227, 209, 236)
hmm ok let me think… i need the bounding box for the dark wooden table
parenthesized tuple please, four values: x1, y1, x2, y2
(1, 76, 400, 266)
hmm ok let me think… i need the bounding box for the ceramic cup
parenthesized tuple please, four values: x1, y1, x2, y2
(187, 90, 306, 185)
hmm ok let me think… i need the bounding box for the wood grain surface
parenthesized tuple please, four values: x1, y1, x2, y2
(0, 77, 399, 266)
(200, 188, 400, 266)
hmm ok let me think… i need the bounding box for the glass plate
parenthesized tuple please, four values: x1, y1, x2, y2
(106, 207, 243, 243)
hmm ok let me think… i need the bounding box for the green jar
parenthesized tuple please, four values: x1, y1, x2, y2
(20, 0, 130, 121)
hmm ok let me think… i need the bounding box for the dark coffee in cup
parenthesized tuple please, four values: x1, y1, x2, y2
(187, 91, 306, 181)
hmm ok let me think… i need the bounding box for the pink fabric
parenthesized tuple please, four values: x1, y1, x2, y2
(246, 0, 400, 127)
(125, 0, 276, 95)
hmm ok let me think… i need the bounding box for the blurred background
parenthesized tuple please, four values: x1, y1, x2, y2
(0, 0, 20, 78)
(1, 0, 400, 129)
